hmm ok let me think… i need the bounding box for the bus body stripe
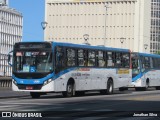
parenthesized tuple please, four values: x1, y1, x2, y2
(12, 73, 54, 85)
(13, 67, 127, 85)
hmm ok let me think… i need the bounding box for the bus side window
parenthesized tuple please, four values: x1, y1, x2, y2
(67, 48, 76, 67)
(121, 53, 130, 68)
(107, 52, 114, 67)
(88, 50, 96, 66)
(97, 51, 105, 67)
(153, 58, 159, 68)
(78, 49, 85, 66)
(144, 57, 150, 69)
(140, 56, 145, 71)
(150, 57, 153, 69)
(55, 46, 65, 73)
(115, 52, 122, 67)
(140, 56, 150, 72)
(157, 58, 160, 68)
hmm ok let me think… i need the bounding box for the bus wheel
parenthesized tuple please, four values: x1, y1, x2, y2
(30, 92, 40, 98)
(107, 79, 113, 95)
(142, 80, 149, 91)
(145, 79, 149, 90)
(62, 83, 74, 97)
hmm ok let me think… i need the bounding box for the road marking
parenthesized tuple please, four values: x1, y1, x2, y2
(73, 108, 87, 111)
(0, 102, 51, 105)
(127, 95, 160, 101)
(93, 109, 113, 111)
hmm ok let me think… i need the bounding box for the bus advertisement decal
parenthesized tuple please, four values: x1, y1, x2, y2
(117, 69, 129, 74)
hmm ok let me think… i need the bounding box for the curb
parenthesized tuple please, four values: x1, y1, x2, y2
(0, 95, 30, 99)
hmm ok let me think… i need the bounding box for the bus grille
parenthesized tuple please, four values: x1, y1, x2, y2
(17, 84, 43, 90)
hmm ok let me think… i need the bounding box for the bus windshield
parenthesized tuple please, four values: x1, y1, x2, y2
(131, 53, 140, 77)
(14, 51, 53, 73)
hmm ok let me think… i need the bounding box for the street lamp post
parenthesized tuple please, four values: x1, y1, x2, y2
(41, 21, 48, 40)
(83, 34, 90, 45)
(144, 44, 148, 53)
(41, 21, 48, 30)
(120, 37, 126, 48)
(104, 4, 110, 46)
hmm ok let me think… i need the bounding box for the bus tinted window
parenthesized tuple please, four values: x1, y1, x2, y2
(141, 56, 150, 69)
(88, 51, 96, 66)
(107, 52, 115, 67)
(97, 51, 105, 67)
(150, 57, 153, 68)
(115, 53, 122, 67)
(131, 53, 140, 76)
(122, 53, 130, 68)
(67, 48, 76, 66)
(153, 58, 157, 68)
(78, 49, 85, 66)
(55, 46, 65, 73)
(14, 51, 53, 73)
(156, 58, 160, 68)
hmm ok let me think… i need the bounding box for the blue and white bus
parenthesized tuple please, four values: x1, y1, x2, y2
(9, 42, 132, 98)
(131, 52, 160, 91)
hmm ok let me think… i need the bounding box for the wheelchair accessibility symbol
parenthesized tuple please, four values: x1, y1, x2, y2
(30, 66, 36, 72)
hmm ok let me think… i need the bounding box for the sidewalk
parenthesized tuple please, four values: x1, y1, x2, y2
(0, 88, 30, 99)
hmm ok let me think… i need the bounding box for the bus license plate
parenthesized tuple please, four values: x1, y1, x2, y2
(26, 86, 33, 90)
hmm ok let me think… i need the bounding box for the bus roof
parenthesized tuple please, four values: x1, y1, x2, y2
(52, 42, 130, 52)
(133, 52, 160, 58)
(16, 41, 130, 52)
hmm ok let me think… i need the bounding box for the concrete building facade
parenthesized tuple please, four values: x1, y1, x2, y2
(45, 0, 151, 53)
(0, 1, 23, 76)
(150, 0, 160, 54)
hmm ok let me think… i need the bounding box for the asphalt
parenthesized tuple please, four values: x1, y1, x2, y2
(0, 87, 30, 99)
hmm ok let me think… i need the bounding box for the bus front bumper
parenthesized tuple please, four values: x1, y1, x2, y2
(12, 80, 55, 92)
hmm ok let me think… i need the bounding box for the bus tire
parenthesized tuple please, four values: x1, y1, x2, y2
(30, 92, 40, 98)
(107, 79, 113, 95)
(136, 80, 149, 91)
(144, 79, 149, 90)
(62, 82, 74, 97)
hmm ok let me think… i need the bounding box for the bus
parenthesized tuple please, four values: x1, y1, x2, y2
(131, 52, 160, 91)
(9, 42, 132, 98)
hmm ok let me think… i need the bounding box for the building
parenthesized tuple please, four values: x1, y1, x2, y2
(0, 0, 23, 76)
(150, 0, 160, 54)
(44, 0, 151, 53)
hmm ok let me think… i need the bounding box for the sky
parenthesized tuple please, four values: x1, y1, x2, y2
(9, 0, 45, 42)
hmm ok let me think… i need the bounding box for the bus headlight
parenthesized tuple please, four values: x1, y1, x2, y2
(12, 79, 17, 85)
(43, 79, 52, 86)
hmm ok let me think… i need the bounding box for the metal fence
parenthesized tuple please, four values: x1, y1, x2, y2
(0, 77, 12, 87)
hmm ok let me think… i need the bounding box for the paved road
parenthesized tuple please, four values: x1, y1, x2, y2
(0, 88, 160, 120)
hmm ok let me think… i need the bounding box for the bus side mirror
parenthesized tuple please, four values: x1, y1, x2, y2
(8, 51, 13, 66)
